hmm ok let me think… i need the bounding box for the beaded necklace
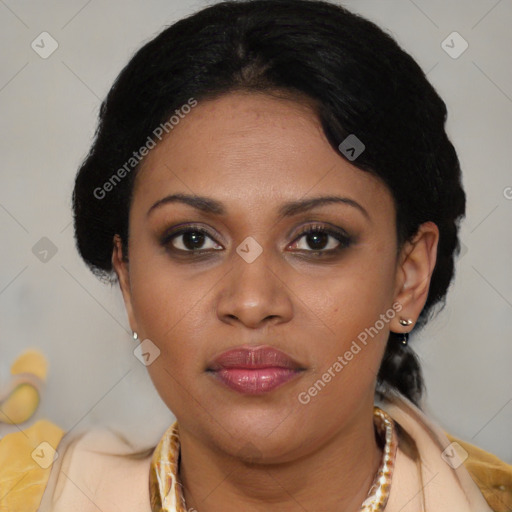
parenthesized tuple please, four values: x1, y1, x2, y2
(149, 406, 398, 512)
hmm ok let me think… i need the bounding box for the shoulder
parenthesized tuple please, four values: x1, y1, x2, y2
(0, 419, 65, 512)
(39, 425, 154, 512)
(380, 390, 510, 511)
(0, 419, 155, 512)
(445, 434, 512, 512)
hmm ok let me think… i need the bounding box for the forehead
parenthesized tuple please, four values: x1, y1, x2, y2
(132, 91, 393, 219)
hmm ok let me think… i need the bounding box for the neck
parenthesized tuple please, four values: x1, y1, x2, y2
(178, 405, 383, 512)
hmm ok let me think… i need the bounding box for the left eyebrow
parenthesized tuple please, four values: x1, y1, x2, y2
(276, 195, 370, 221)
(146, 193, 370, 221)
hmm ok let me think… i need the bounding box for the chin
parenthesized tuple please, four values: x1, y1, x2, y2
(207, 408, 310, 459)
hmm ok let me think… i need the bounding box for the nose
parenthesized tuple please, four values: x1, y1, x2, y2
(216, 248, 294, 329)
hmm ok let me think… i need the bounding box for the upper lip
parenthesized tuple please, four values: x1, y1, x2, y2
(207, 345, 305, 371)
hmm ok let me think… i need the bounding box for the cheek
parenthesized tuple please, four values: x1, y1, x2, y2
(129, 264, 204, 356)
(294, 278, 393, 418)
(128, 233, 207, 339)
(126, 248, 217, 395)
(128, 263, 205, 413)
(306, 252, 396, 337)
(297, 250, 397, 391)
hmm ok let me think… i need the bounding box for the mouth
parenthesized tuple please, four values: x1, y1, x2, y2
(206, 345, 306, 395)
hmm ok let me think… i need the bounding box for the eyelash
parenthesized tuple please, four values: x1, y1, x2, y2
(289, 224, 353, 256)
(160, 223, 353, 258)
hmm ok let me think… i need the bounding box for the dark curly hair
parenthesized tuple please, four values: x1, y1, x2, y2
(72, 0, 466, 407)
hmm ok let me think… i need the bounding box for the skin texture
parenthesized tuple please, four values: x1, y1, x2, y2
(112, 91, 439, 512)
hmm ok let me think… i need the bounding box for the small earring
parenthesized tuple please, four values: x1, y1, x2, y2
(399, 318, 413, 327)
(132, 331, 138, 340)
(390, 331, 409, 346)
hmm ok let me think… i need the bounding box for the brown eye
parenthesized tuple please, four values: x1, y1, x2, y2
(289, 225, 352, 254)
(161, 226, 223, 253)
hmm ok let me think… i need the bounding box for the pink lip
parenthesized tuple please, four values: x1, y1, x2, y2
(207, 346, 305, 395)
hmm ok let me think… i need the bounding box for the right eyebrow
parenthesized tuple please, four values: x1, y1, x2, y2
(147, 193, 225, 217)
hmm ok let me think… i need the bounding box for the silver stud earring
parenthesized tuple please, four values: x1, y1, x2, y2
(399, 318, 413, 327)
(132, 331, 139, 340)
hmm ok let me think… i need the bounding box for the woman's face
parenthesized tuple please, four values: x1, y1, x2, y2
(113, 91, 436, 461)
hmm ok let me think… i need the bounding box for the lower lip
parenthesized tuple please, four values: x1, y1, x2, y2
(209, 367, 302, 394)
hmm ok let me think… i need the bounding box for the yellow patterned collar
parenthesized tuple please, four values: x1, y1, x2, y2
(147, 406, 512, 512)
(148, 408, 398, 512)
(149, 421, 186, 512)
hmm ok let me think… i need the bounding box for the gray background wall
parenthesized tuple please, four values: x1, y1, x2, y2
(1, 0, 511, 461)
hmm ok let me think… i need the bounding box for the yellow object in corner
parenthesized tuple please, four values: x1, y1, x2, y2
(0, 384, 40, 425)
(0, 419, 64, 512)
(0, 350, 48, 425)
(10, 350, 48, 381)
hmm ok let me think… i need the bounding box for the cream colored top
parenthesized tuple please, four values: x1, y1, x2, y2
(37, 390, 494, 512)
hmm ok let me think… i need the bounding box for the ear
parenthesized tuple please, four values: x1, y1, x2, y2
(112, 234, 138, 334)
(391, 221, 439, 333)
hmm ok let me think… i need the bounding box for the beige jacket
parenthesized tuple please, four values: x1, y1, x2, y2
(1, 391, 510, 511)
